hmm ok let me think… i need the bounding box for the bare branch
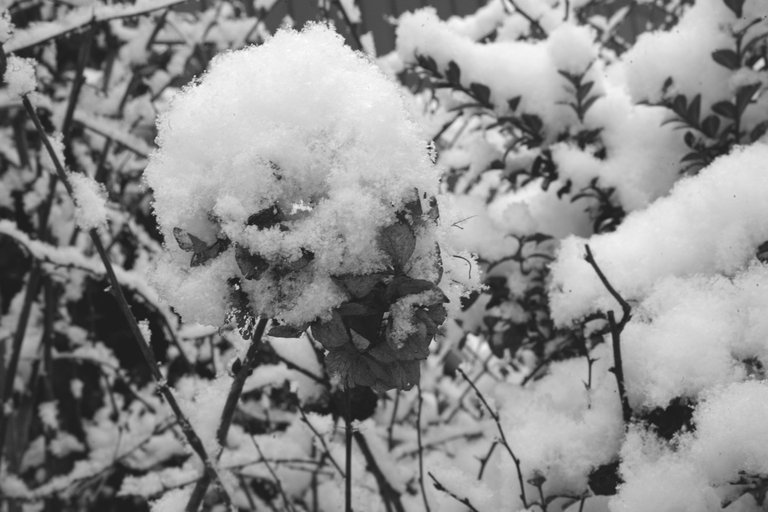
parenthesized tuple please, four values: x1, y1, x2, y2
(428, 472, 480, 512)
(21, 95, 231, 507)
(416, 383, 431, 512)
(457, 367, 528, 507)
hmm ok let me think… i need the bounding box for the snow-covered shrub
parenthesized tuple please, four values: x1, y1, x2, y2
(391, 0, 768, 509)
(2, 0, 768, 511)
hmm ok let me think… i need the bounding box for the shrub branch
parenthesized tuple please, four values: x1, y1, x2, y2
(20, 95, 231, 504)
(457, 367, 529, 507)
(583, 244, 633, 424)
(186, 317, 270, 510)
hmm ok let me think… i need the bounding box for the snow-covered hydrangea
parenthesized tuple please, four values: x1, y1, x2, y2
(147, 24, 448, 390)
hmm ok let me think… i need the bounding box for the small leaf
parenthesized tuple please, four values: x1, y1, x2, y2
(507, 96, 521, 112)
(190, 237, 230, 267)
(736, 82, 761, 115)
(395, 323, 430, 361)
(521, 113, 543, 134)
(671, 94, 688, 118)
(386, 276, 437, 302)
(403, 194, 423, 220)
(246, 205, 281, 229)
(750, 120, 768, 141)
(711, 49, 740, 70)
(525, 232, 554, 244)
(268, 324, 306, 338)
(712, 100, 737, 119)
(723, 0, 744, 18)
(350, 329, 371, 351)
(173, 227, 196, 252)
(389, 359, 420, 390)
(470, 82, 492, 106)
(686, 94, 701, 125)
(337, 302, 371, 317)
(684, 131, 696, 148)
(701, 114, 721, 137)
(378, 222, 416, 270)
(334, 274, 385, 299)
(425, 195, 440, 222)
(446, 60, 461, 85)
(557, 180, 572, 199)
(502, 325, 526, 353)
(662, 76, 674, 93)
(311, 311, 349, 349)
(235, 244, 270, 280)
(527, 471, 547, 488)
(557, 69, 577, 85)
(368, 342, 398, 364)
(757, 240, 768, 263)
(416, 54, 438, 75)
(325, 346, 356, 385)
(577, 81, 595, 102)
(680, 151, 705, 163)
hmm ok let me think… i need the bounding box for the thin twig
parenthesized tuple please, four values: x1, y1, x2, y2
(607, 311, 632, 424)
(332, 0, 363, 50)
(457, 367, 528, 508)
(583, 245, 631, 328)
(387, 390, 400, 451)
(268, 344, 327, 385)
(0, 263, 42, 464)
(416, 383, 431, 512)
(0, 24, 96, 459)
(345, 388, 353, 512)
(21, 95, 231, 505)
(428, 472, 480, 512)
(186, 317, 270, 511)
(583, 245, 633, 424)
(250, 435, 296, 512)
(297, 404, 344, 477)
(477, 440, 498, 480)
(354, 432, 405, 512)
(504, 0, 547, 38)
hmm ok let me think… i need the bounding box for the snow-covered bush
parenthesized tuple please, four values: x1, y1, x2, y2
(2, 0, 768, 511)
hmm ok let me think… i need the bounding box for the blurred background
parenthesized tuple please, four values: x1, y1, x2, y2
(196, 0, 673, 56)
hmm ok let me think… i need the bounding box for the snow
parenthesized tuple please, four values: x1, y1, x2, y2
(495, 344, 623, 497)
(69, 172, 110, 231)
(546, 24, 597, 74)
(146, 23, 440, 327)
(3, 55, 36, 97)
(4, 0, 184, 53)
(612, 441, 719, 512)
(338, 0, 361, 24)
(138, 319, 152, 345)
(618, 0, 752, 111)
(150, 486, 192, 512)
(266, 334, 325, 403)
(396, 8, 579, 136)
(38, 401, 59, 430)
(73, 110, 153, 158)
(550, 142, 768, 325)
(691, 381, 768, 484)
